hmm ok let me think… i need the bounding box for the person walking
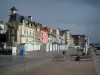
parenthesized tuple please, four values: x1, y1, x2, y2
(75, 55, 80, 61)
(62, 51, 66, 60)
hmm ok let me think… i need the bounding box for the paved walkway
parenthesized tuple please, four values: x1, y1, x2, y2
(0, 51, 61, 67)
(26, 59, 97, 75)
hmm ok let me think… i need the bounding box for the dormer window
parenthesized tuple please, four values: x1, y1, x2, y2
(37, 28, 40, 31)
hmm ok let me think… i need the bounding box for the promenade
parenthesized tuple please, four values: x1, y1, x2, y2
(26, 58, 96, 75)
(25, 48, 97, 75)
(0, 48, 98, 75)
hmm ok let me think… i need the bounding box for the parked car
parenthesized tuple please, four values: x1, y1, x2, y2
(4, 49, 12, 55)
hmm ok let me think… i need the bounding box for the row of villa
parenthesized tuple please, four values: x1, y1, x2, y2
(0, 7, 89, 54)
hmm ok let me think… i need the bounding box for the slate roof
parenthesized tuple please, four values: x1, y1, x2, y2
(59, 30, 67, 36)
(72, 35, 86, 39)
(9, 13, 29, 24)
(10, 7, 17, 11)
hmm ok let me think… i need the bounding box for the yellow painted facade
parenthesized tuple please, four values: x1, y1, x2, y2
(66, 31, 74, 46)
(66, 31, 70, 45)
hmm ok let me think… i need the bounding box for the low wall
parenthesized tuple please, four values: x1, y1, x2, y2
(91, 49, 100, 75)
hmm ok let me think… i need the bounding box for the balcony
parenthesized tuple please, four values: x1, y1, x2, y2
(20, 34, 34, 37)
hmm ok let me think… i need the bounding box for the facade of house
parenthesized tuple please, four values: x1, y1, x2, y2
(5, 7, 89, 53)
(56, 28, 61, 44)
(0, 21, 6, 33)
(0, 21, 7, 49)
(7, 7, 34, 44)
(34, 22, 41, 44)
(44, 27, 56, 44)
(69, 35, 74, 47)
(7, 7, 37, 52)
(40, 28, 48, 44)
(55, 29, 69, 50)
(18, 20, 34, 44)
(72, 35, 81, 46)
(65, 30, 71, 46)
(72, 35, 88, 48)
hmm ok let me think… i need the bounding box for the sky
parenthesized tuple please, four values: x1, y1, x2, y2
(0, 0, 100, 43)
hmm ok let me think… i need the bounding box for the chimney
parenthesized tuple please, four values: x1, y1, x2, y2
(20, 16, 24, 23)
(28, 16, 32, 26)
(28, 16, 32, 22)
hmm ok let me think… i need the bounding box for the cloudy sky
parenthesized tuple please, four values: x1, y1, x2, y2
(0, 0, 100, 43)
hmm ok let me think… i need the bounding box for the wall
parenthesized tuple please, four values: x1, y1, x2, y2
(40, 30, 48, 44)
(40, 43, 68, 52)
(35, 30, 41, 44)
(92, 50, 100, 75)
(18, 24, 35, 44)
(0, 24, 5, 33)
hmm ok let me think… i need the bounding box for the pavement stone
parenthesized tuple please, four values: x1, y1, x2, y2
(0, 48, 84, 75)
(91, 49, 100, 75)
(0, 51, 61, 67)
(0, 50, 62, 75)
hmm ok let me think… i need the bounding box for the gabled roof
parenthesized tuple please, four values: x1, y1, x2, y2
(59, 30, 67, 36)
(9, 13, 29, 24)
(44, 27, 50, 33)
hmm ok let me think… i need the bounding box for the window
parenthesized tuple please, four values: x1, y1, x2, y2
(27, 29, 28, 35)
(30, 30, 31, 35)
(33, 31, 34, 35)
(37, 28, 40, 31)
(42, 33, 44, 36)
(20, 27, 22, 34)
(24, 29, 26, 34)
(27, 39, 28, 42)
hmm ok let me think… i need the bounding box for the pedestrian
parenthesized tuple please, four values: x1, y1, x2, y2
(62, 51, 66, 60)
(75, 55, 80, 61)
(62, 51, 66, 56)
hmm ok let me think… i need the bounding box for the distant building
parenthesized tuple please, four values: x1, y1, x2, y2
(72, 35, 86, 47)
(55, 29, 71, 45)
(56, 28, 61, 44)
(59, 30, 67, 44)
(69, 34, 74, 47)
(0, 21, 6, 33)
(33, 22, 41, 45)
(7, 7, 35, 46)
(64, 30, 71, 46)
(0, 21, 7, 49)
(44, 27, 56, 44)
(40, 28, 48, 44)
